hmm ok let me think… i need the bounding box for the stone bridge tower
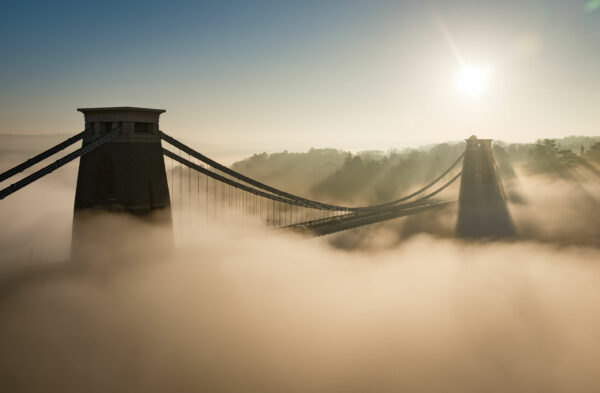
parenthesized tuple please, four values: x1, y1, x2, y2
(456, 136, 515, 238)
(72, 107, 172, 259)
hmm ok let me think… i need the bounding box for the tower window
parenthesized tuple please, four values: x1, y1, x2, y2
(100, 122, 113, 134)
(135, 122, 153, 134)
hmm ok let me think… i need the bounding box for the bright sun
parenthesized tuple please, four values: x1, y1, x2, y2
(456, 65, 491, 97)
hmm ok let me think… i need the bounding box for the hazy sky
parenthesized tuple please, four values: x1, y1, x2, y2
(1, 0, 599, 151)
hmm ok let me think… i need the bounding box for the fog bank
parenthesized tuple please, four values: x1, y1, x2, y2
(2, 220, 600, 392)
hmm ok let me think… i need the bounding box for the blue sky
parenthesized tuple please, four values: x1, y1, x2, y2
(1, 0, 599, 151)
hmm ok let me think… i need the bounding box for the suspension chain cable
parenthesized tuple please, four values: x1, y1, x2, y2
(0, 129, 89, 183)
(160, 131, 464, 212)
(0, 127, 121, 200)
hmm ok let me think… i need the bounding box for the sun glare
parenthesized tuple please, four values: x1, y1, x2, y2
(456, 65, 491, 97)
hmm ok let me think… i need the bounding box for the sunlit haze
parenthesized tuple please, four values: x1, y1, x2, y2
(1, 1, 600, 152)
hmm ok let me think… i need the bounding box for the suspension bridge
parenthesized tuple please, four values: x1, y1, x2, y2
(0, 107, 515, 255)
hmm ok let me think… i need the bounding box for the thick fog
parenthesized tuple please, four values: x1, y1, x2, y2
(1, 145, 600, 392)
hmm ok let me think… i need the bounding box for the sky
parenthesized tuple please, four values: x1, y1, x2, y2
(1, 0, 600, 152)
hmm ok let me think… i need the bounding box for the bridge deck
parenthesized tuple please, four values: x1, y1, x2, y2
(286, 199, 456, 236)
